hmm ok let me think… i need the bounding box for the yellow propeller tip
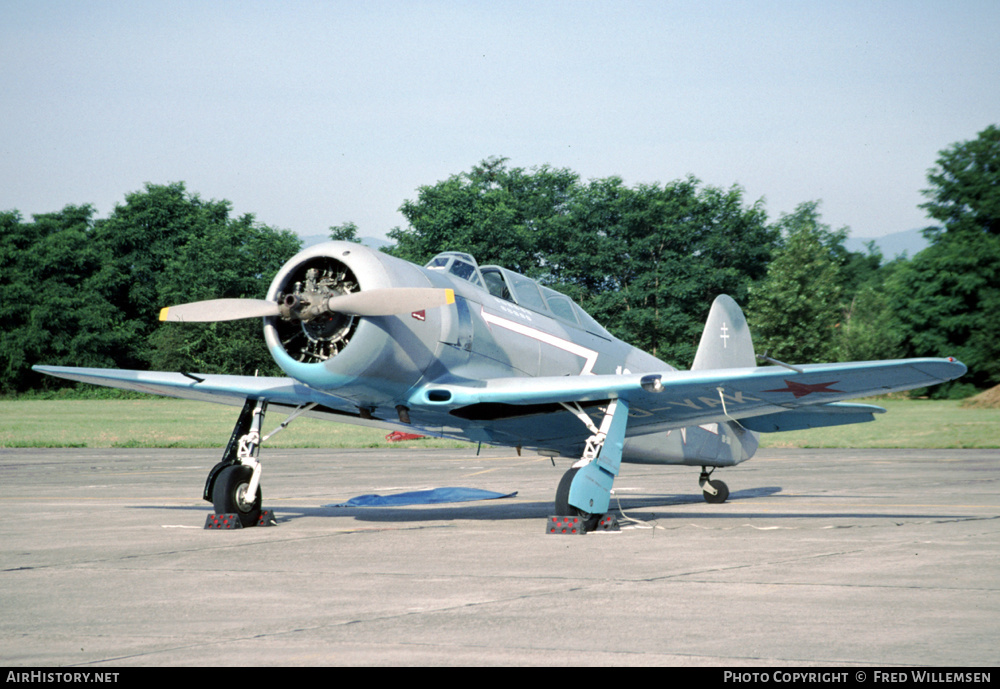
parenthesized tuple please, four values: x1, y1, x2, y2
(445, 289, 455, 305)
(159, 307, 169, 322)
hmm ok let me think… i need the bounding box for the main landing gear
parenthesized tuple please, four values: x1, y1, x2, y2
(203, 397, 319, 528)
(202, 398, 270, 528)
(548, 399, 630, 535)
(547, 402, 736, 534)
(548, 398, 734, 533)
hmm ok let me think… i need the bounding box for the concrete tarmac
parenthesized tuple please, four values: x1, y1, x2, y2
(0, 447, 997, 667)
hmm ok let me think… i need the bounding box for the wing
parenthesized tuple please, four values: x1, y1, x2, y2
(35, 365, 297, 403)
(30, 365, 407, 433)
(412, 357, 967, 434)
(35, 356, 966, 449)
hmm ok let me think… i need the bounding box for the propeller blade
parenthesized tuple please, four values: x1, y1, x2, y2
(159, 288, 454, 323)
(325, 288, 455, 316)
(159, 299, 280, 322)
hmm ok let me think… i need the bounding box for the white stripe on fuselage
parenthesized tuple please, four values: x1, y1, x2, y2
(480, 307, 598, 375)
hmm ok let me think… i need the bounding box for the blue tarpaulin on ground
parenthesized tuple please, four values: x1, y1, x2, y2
(328, 487, 517, 507)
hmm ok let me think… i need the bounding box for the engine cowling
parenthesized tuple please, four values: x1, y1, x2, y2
(262, 241, 447, 408)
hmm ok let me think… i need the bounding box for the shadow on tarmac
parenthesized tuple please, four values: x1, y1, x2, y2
(130, 485, 976, 526)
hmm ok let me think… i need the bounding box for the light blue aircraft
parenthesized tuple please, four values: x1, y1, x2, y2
(35, 241, 966, 530)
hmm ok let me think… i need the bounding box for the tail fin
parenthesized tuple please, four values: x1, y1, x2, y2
(691, 295, 760, 462)
(691, 295, 756, 371)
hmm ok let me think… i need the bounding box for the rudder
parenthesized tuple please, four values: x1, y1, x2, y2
(689, 295, 760, 464)
(691, 295, 756, 371)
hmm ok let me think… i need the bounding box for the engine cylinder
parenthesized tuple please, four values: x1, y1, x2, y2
(269, 255, 360, 363)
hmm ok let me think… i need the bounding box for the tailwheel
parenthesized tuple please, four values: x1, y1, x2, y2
(702, 479, 729, 504)
(554, 466, 599, 531)
(699, 467, 729, 504)
(212, 464, 262, 527)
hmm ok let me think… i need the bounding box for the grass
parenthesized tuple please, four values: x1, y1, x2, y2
(1, 397, 997, 449)
(0, 398, 466, 450)
(757, 399, 1000, 449)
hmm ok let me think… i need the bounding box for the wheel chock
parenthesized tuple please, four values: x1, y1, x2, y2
(205, 513, 243, 529)
(257, 510, 277, 527)
(546, 514, 619, 535)
(204, 510, 278, 530)
(594, 514, 620, 532)
(546, 515, 588, 535)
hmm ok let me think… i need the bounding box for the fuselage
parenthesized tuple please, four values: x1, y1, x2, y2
(263, 242, 666, 401)
(261, 242, 756, 466)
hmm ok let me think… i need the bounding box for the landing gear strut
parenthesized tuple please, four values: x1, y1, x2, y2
(204, 398, 270, 528)
(548, 399, 629, 534)
(202, 398, 318, 528)
(699, 467, 729, 504)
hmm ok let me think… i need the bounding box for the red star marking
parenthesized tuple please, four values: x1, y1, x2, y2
(764, 380, 843, 398)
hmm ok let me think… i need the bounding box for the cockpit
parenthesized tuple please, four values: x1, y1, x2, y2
(425, 251, 610, 337)
(425, 252, 484, 289)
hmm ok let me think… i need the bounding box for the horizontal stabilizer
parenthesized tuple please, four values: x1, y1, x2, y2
(739, 402, 886, 433)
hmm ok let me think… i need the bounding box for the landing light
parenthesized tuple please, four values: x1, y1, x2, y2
(640, 374, 664, 393)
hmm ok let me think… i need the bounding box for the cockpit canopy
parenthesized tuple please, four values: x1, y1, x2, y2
(425, 251, 609, 337)
(425, 252, 484, 288)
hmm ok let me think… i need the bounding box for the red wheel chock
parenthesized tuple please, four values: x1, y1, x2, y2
(204, 510, 277, 529)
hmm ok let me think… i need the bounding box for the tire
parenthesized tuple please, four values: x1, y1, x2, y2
(212, 464, 262, 527)
(702, 479, 729, 504)
(554, 466, 599, 530)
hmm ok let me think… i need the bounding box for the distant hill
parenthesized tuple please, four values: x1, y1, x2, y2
(845, 228, 929, 261)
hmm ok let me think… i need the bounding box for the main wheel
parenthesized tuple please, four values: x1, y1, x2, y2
(212, 464, 262, 527)
(554, 467, 599, 530)
(702, 479, 729, 504)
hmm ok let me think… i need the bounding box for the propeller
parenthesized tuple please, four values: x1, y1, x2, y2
(159, 288, 455, 323)
(159, 299, 278, 322)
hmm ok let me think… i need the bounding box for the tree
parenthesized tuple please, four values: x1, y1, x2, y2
(0, 206, 133, 392)
(748, 202, 845, 364)
(834, 281, 905, 362)
(543, 177, 775, 364)
(747, 201, 908, 366)
(0, 184, 303, 392)
(329, 221, 362, 243)
(388, 160, 777, 365)
(388, 157, 579, 273)
(888, 125, 1000, 393)
(93, 184, 303, 376)
(920, 124, 1000, 238)
(89, 183, 264, 365)
(887, 232, 1000, 393)
(147, 206, 302, 376)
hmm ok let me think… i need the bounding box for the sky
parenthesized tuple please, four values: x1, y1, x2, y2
(2, 0, 998, 243)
